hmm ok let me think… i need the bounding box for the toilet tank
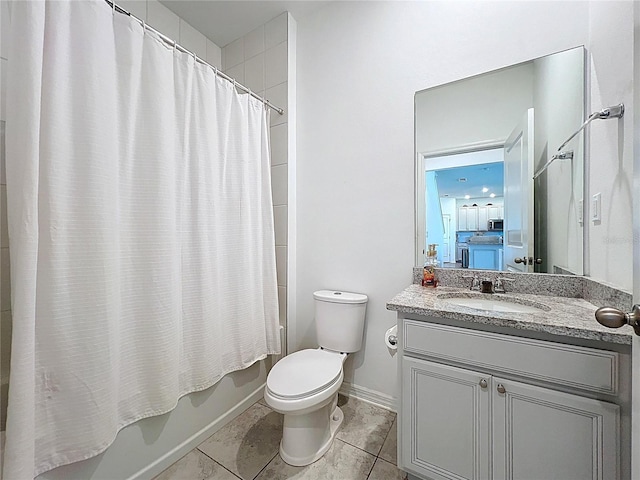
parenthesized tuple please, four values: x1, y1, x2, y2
(313, 290, 368, 353)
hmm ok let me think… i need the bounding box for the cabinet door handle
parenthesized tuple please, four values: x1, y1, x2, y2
(479, 379, 488, 389)
(497, 383, 506, 394)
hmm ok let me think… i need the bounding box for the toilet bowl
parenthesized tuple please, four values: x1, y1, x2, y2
(264, 348, 346, 466)
(264, 289, 368, 466)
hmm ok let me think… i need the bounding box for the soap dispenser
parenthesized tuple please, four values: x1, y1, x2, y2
(422, 244, 439, 287)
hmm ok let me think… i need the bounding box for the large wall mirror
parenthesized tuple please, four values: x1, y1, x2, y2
(415, 46, 585, 275)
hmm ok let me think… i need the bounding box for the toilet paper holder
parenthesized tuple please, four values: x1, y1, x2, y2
(385, 325, 398, 352)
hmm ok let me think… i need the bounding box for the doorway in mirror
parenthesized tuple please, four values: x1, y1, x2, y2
(425, 148, 504, 271)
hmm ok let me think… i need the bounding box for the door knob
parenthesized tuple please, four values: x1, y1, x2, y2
(595, 305, 640, 336)
(514, 257, 527, 264)
(529, 257, 543, 265)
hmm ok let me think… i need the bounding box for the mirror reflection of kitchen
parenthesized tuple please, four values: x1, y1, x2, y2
(426, 149, 504, 271)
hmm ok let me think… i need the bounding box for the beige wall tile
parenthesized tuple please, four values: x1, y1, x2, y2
(266, 82, 287, 126)
(206, 39, 222, 69)
(269, 124, 287, 167)
(273, 205, 287, 246)
(0, 185, 7, 248)
(244, 25, 264, 60)
(1, 0, 10, 60)
(277, 286, 286, 327)
(179, 19, 206, 59)
(1, 247, 10, 311)
(117, 0, 147, 21)
(222, 37, 243, 71)
(270, 164, 287, 206)
(1, 58, 6, 122)
(1, 121, 5, 185)
(224, 63, 244, 85)
(244, 53, 264, 94)
(275, 246, 287, 286)
(265, 13, 287, 50)
(265, 41, 287, 90)
(147, 0, 180, 41)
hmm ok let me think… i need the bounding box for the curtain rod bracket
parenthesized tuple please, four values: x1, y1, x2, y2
(596, 104, 624, 119)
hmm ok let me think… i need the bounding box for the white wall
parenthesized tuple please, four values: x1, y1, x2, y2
(415, 62, 534, 154)
(295, 1, 632, 403)
(533, 49, 584, 275)
(587, 1, 634, 290)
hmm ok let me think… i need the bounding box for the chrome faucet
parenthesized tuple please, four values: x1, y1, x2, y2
(462, 274, 480, 291)
(494, 277, 515, 293)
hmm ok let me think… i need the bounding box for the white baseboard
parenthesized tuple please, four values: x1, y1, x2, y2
(130, 383, 266, 480)
(339, 381, 397, 413)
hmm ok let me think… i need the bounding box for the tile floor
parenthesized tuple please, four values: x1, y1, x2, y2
(154, 395, 407, 480)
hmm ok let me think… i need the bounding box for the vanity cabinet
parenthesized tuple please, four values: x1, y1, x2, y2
(399, 319, 622, 480)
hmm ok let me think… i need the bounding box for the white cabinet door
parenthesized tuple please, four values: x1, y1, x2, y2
(458, 207, 468, 231)
(401, 357, 490, 480)
(477, 206, 489, 231)
(488, 205, 503, 220)
(467, 207, 479, 231)
(492, 377, 619, 480)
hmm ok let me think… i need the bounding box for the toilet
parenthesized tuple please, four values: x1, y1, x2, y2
(264, 289, 368, 466)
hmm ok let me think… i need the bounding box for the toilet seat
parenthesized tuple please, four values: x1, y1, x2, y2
(266, 349, 344, 400)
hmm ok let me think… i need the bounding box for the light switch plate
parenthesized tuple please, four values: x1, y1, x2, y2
(592, 193, 601, 223)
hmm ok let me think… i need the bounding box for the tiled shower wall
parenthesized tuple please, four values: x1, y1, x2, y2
(1, 0, 10, 433)
(221, 14, 292, 353)
(0, 1, 292, 431)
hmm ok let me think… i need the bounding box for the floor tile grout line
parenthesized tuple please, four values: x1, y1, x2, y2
(365, 454, 377, 480)
(378, 418, 394, 452)
(196, 447, 243, 480)
(335, 437, 381, 459)
(251, 450, 280, 480)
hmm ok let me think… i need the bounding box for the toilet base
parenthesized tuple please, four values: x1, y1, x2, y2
(279, 401, 344, 466)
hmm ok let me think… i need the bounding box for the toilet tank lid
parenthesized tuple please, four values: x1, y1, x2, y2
(313, 290, 368, 304)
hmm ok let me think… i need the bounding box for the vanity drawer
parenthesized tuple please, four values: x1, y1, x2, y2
(403, 320, 618, 395)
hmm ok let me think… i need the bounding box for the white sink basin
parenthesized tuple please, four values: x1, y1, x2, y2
(440, 295, 549, 313)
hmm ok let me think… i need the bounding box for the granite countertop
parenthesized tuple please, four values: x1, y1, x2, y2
(387, 284, 634, 345)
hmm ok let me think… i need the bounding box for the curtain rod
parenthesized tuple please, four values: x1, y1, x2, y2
(104, 0, 285, 115)
(532, 104, 624, 179)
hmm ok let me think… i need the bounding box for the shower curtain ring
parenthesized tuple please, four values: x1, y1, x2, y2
(112, 0, 116, 15)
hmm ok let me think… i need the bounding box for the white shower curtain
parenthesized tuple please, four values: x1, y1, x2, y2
(3, 1, 280, 477)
